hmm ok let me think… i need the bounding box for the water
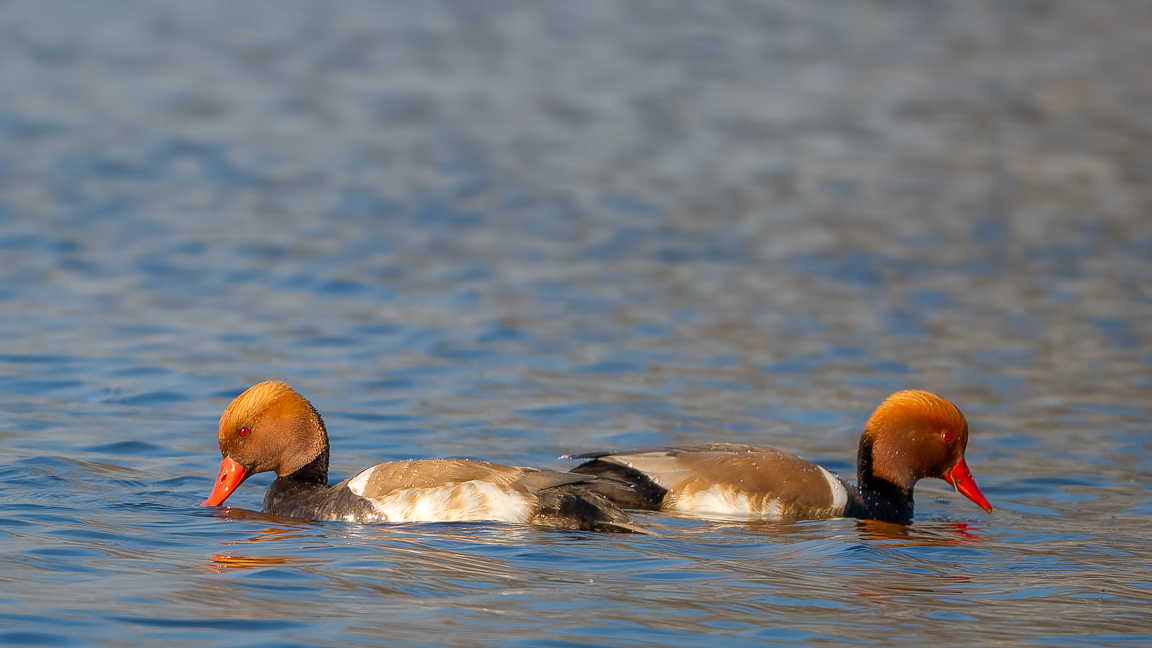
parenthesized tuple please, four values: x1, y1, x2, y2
(1, 1, 1150, 645)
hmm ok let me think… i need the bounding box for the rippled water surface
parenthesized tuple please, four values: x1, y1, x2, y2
(2, 1, 1151, 646)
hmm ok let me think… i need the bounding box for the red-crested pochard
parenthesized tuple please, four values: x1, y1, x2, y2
(567, 390, 993, 522)
(201, 381, 642, 532)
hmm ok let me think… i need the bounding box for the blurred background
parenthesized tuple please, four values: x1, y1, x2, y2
(1, 1, 1149, 646)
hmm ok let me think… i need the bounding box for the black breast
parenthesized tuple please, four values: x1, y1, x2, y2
(262, 477, 380, 522)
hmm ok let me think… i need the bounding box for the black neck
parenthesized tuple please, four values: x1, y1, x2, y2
(852, 434, 915, 522)
(285, 446, 330, 486)
(298, 401, 331, 485)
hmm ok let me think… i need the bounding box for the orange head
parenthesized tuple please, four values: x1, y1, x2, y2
(201, 381, 329, 507)
(858, 390, 992, 513)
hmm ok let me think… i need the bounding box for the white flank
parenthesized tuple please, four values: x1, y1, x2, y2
(369, 480, 534, 524)
(671, 485, 783, 519)
(818, 466, 848, 513)
(346, 466, 376, 496)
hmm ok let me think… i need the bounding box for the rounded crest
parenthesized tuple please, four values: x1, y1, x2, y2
(216, 381, 328, 479)
(219, 381, 299, 440)
(866, 390, 968, 444)
(861, 390, 969, 490)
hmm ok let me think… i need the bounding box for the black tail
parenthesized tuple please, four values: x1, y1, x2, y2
(533, 485, 651, 534)
(568, 459, 669, 510)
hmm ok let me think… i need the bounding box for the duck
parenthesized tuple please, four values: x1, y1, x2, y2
(566, 390, 993, 522)
(201, 381, 643, 532)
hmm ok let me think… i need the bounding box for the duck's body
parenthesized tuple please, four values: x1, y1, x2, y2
(569, 443, 854, 519)
(261, 458, 609, 525)
(202, 381, 642, 532)
(569, 390, 993, 523)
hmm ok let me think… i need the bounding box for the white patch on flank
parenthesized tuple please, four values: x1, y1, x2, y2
(818, 466, 848, 513)
(671, 485, 784, 519)
(368, 480, 534, 524)
(346, 466, 376, 496)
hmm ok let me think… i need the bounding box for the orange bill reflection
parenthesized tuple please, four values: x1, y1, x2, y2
(203, 507, 327, 574)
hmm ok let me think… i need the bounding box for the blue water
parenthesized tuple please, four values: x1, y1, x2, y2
(2, 1, 1151, 646)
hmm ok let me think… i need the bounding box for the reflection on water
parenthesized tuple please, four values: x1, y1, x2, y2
(205, 510, 323, 574)
(854, 519, 985, 546)
(1, 0, 1151, 646)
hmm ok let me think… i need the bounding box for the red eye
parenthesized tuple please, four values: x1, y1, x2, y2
(941, 431, 952, 443)
(239, 427, 250, 437)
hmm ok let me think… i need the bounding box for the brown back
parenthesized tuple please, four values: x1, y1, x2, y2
(595, 443, 843, 513)
(344, 459, 591, 500)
